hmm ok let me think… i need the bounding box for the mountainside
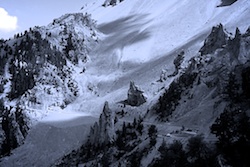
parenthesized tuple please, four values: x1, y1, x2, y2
(55, 24, 250, 167)
(0, 12, 100, 159)
(0, 0, 250, 166)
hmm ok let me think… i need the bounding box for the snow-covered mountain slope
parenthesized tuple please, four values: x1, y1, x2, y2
(68, 1, 249, 112)
(70, 0, 250, 116)
(5, 0, 248, 122)
(53, 24, 250, 167)
(84, 0, 250, 62)
(0, 0, 250, 166)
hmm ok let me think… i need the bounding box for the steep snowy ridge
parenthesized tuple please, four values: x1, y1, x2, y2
(37, 12, 101, 63)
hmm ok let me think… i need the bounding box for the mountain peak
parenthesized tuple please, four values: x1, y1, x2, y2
(35, 12, 100, 64)
(49, 13, 96, 29)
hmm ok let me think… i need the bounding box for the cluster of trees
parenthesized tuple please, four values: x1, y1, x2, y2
(8, 66, 35, 100)
(153, 61, 250, 166)
(152, 135, 217, 167)
(0, 41, 11, 75)
(148, 125, 157, 147)
(156, 72, 197, 121)
(57, 98, 250, 167)
(0, 102, 29, 157)
(0, 30, 67, 100)
(60, 20, 91, 65)
(224, 72, 240, 102)
(211, 105, 250, 167)
(58, 116, 191, 167)
(241, 66, 250, 99)
(116, 118, 143, 152)
(63, 32, 78, 64)
(152, 104, 250, 167)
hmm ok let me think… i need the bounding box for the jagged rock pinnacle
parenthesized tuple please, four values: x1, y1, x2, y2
(127, 81, 146, 106)
(199, 24, 227, 55)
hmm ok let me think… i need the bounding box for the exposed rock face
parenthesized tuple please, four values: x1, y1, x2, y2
(103, 0, 125, 7)
(217, 0, 238, 7)
(245, 27, 250, 36)
(168, 51, 185, 78)
(152, 25, 250, 124)
(127, 81, 146, 106)
(89, 102, 116, 146)
(227, 28, 241, 59)
(199, 24, 227, 55)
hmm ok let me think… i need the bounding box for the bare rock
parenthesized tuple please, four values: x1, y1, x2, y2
(227, 27, 241, 59)
(89, 102, 116, 146)
(127, 81, 146, 106)
(200, 24, 227, 55)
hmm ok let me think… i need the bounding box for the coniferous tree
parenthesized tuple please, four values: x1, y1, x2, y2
(242, 67, 250, 99)
(211, 106, 250, 167)
(153, 140, 187, 167)
(225, 72, 240, 102)
(186, 135, 216, 167)
(148, 125, 157, 147)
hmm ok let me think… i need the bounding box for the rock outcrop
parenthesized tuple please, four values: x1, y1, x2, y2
(89, 102, 116, 146)
(217, 0, 238, 7)
(227, 28, 241, 59)
(152, 26, 250, 124)
(103, 0, 125, 7)
(127, 81, 146, 106)
(199, 24, 227, 55)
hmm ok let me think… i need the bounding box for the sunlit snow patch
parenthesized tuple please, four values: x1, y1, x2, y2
(39, 108, 91, 122)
